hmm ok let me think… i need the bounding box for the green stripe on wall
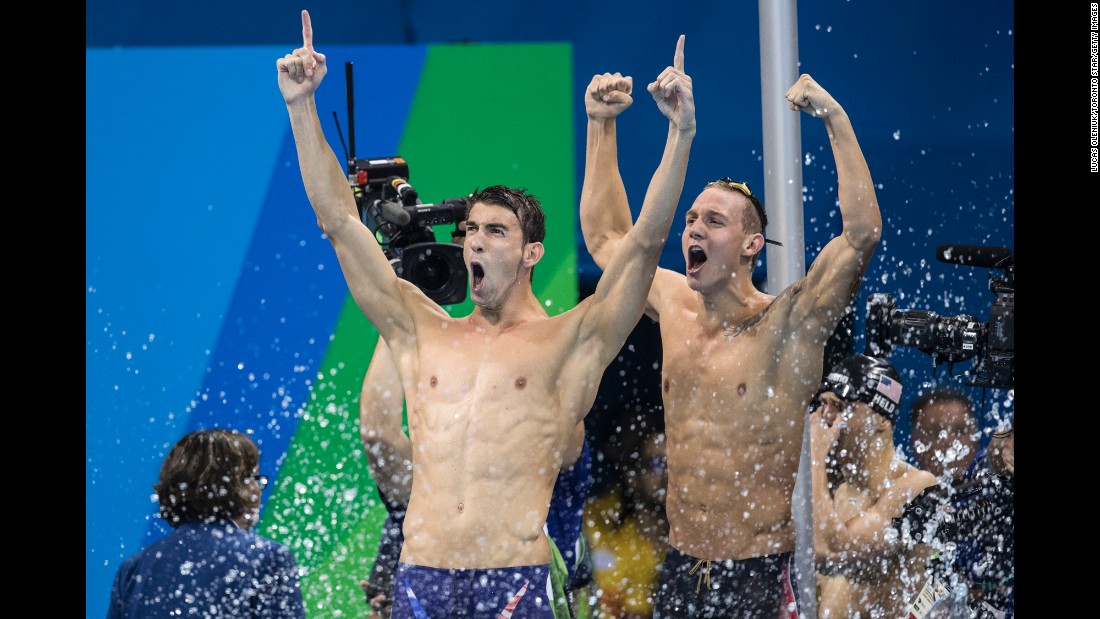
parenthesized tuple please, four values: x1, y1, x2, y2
(259, 295, 383, 615)
(397, 42, 576, 311)
(261, 43, 575, 618)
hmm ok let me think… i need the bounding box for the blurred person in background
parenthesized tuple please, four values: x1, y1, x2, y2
(909, 389, 1013, 617)
(107, 429, 305, 619)
(909, 388, 980, 485)
(951, 420, 1013, 618)
(584, 431, 669, 618)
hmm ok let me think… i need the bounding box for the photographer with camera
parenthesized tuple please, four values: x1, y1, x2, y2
(277, 11, 694, 617)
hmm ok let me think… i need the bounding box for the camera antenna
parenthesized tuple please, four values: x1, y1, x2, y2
(327, 63, 354, 166)
(320, 61, 362, 174)
(344, 61, 357, 173)
(332, 111, 350, 165)
(327, 63, 355, 169)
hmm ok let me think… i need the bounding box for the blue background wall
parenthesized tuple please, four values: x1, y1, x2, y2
(87, 2, 1013, 617)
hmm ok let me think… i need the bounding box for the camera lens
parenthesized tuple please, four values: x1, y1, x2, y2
(410, 250, 453, 294)
(400, 242, 468, 305)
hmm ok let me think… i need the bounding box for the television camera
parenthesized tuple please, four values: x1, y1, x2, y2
(336, 61, 469, 305)
(865, 244, 1014, 388)
(349, 156, 469, 305)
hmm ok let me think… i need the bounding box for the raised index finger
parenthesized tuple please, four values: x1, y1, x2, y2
(301, 9, 314, 51)
(673, 34, 685, 72)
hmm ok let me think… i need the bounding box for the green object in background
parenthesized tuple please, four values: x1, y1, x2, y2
(260, 42, 576, 618)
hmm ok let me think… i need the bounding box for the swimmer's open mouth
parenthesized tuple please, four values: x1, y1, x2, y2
(471, 263, 485, 291)
(687, 246, 707, 273)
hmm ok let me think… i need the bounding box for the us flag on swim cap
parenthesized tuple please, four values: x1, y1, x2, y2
(876, 375, 902, 404)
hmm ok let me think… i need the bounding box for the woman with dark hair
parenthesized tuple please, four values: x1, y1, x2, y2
(107, 429, 305, 618)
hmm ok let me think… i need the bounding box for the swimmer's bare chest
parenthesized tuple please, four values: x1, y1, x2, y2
(658, 305, 820, 437)
(399, 318, 594, 441)
(410, 323, 565, 401)
(661, 321, 784, 422)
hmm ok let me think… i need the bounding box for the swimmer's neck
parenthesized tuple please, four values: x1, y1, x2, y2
(698, 285, 773, 329)
(469, 291, 547, 330)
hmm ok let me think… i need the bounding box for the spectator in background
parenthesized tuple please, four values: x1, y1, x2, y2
(952, 422, 1014, 618)
(584, 432, 669, 618)
(908, 389, 1014, 617)
(107, 429, 305, 619)
(909, 388, 980, 484)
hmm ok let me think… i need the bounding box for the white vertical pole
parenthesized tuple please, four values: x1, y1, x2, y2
(759, 0, 805, 292)
(759, 2, 815, 617)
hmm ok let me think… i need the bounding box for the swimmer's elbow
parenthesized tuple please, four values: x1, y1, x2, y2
(844, 215, 883, 253)
(587, 233, 624, 270)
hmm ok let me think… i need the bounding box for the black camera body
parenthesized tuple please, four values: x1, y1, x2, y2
(865, 245, 1014, 388)
(348, 157, 469, 305)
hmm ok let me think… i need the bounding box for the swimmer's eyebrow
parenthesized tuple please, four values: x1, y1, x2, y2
(466, 219, 512, 233)
(685, 207, 727, 222)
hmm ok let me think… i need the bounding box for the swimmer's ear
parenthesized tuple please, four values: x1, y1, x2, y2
(523, 241, 544, 269)
(874, 414, 892, 433)
(743, 232, 765, 257)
